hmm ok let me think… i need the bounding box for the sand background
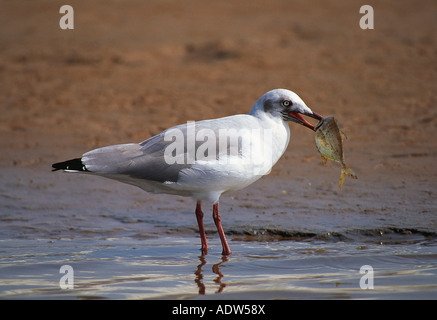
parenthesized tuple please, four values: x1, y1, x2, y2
(1, 0, 437, 300)
(1, 0, 436, 236)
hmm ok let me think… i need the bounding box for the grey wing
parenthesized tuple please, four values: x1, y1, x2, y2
(82, 133, 188, 183)
(82, 115, 251, 183)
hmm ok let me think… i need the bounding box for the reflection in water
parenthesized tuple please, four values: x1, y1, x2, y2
(195, 255, 228, 294)
(212, 256, 228, 293)
(194, 255, 207, 295)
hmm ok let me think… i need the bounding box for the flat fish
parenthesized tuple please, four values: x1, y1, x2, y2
(314, 116, 357, 189)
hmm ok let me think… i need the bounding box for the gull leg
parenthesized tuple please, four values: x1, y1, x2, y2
(195, 201, 208, 255)
(212, 202, 231, 255)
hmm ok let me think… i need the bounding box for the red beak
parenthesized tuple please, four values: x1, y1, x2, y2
(288, 111, 323, 131)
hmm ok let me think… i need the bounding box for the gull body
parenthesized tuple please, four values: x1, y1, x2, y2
(53, 89, 323, 255)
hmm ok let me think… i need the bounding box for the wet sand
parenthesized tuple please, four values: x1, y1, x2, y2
(1, 0, 437, 299)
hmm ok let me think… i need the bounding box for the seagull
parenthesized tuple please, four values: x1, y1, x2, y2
(52, 89, 323, 255)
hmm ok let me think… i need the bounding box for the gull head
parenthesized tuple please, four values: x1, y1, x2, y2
(251, 89, 323, 131)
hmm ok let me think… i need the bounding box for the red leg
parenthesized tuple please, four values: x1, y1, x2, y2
(212, 202, 231, 255)
(195, 201, 208, 255)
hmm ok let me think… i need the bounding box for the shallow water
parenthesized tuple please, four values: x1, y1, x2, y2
(1, 167, 437, 299)
(1, 236, 437, 299)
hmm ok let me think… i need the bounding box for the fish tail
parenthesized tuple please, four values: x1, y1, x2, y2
(338, 165, 357, 190)
(344, 165, 357, 179)
(338, 169, 345, 190)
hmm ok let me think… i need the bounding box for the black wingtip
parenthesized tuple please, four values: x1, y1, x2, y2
(52, 158, 88, 172)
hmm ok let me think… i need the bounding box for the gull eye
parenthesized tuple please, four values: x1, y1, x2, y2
(282, 100, 292, 107)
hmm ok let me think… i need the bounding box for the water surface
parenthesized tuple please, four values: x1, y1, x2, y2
(1, 167, 437, 299)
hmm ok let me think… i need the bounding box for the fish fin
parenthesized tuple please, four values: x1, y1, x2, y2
(340, 130, 347, 141)
(339, 165, 357, 190)
(320, 155, 328, 165)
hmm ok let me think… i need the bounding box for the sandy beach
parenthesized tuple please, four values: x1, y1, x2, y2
(1, 0, 437, 300)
